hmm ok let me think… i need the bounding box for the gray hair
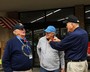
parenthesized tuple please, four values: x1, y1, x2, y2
(13, 29, 19, 35)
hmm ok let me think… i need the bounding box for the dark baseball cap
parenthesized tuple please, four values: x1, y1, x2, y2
(13, 23, 24, 30)
(63, 15, 79, 24)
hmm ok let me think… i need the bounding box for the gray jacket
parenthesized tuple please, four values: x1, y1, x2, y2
(37, 36, 65, 71)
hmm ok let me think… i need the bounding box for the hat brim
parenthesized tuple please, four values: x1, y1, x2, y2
(44, 29, 51, 32)
(63, 20, 68, 24)
(13, 26, 24, 30)
(63, 20, 79, 24)
(18, 26, 24, 29)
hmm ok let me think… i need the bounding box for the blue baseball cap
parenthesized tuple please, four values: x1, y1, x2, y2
(44, 26, 56, 33)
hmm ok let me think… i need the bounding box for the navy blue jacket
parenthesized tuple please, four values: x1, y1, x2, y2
(50, 27, 88, 60)
(2, 36, 33, 72)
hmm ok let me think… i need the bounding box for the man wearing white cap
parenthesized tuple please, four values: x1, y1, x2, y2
(37, 25, 65, 72)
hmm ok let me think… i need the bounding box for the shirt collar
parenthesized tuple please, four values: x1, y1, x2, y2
(16, 36, 26, 40)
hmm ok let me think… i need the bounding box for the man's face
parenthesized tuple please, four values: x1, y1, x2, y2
(45, 32, 54, 39)
(16, 28, 26, 36)
(66, 22, 74, 32)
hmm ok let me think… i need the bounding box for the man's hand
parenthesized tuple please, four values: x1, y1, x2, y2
(48, 37, 61, 43)
(53, 37, 61, 42)
(60, 68, 65, 72)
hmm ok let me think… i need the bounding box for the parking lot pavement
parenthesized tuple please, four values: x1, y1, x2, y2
(33, 68, 90, 72)
(0, 68, 90, 72)
(33, 68, 40, 72)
